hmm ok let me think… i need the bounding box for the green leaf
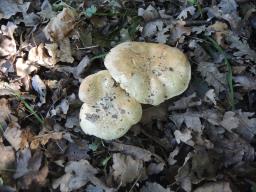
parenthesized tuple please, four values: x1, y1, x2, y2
(101, 156, 111, 167)
(188, 0, 197, 5)
(85, 5, 97, 17)
(89, 140, 100, 151)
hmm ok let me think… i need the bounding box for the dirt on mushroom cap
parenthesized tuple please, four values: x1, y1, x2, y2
(79, 70, 142, 140)
(104, 42, 191, 106)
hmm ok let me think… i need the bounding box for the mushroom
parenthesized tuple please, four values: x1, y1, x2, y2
(79, 70, 142, 140)
(104, 42, 191, 106)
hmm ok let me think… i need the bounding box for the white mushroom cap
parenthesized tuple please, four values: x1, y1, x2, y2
(79, 70, 142, 140)
(104, 42, 191, 106)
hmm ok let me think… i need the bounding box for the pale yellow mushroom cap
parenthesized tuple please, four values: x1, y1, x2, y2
(79, 70, 142, 140)
(104, 42, 191, 106)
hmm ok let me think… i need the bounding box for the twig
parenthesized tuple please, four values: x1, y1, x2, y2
(184, 20, 210, 26)
(76, 45, 99, 50)
(128, 172, 141, 192)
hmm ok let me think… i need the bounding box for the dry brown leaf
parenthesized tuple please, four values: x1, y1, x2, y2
(234, 75, 256, 91)
(65, 111, 79, 129)
(52, 160, 112, 192)
(140, 182, 172, 192)
(226, 32, 256, 62)
(13, 148, 48, 189)
(43, 8, 76, 41)
(193, 44, 211, 62)
(176, 149, 217, 190)
(194, 182, 232, 192)
(111, 142, 152, 162)
(0, 0, 29, 19)
(30, 132, 63, 149)
(32, 75, 47, 106)
(48, 94, 75, 117)
(16, 58, 38, 77)
(28, 43, 58, 67)
(4, 122, 23, 150)
(218, 0, 237, 14)
(3, 121, 32, 151)
(112, 153, 144, 186)
(170, 109, 221, 129)
(0, 98, 11, 123)
(169, 22, 191, 44)
(0, 22, 17, 57)
(14, 148, 42, 179)
(0, 98, 18, 131)
(204, 89, 217, 105)
(220, 111, 239, 131)
(219, 110, 256, 141)
(209, 21, 228, 32)
(21, 12, 40, 27)
(206, 7, 241, 29)
(191, 25, 206, 34)
(65, 140, 90, 161)
(18, 165, 48, 189)
(174, 129, 194, 146)
(155, 25, 171, 43)
(208, 21, 228, 45)
(171, 111, 203, 132)
(143, 19, 164, 38)
(138, 5, 159, 21)
(28, 39, 74, 66)
(147, 162, 165, 175)
(177, 6, 196, 20)
(0, 145, 15, 169)
(168, 147, 180, 165)
(197, 62, 226, 94)
(235, 110, 256, 141)
(176, 153, 193, 191)
(58, 38, 74, 63)
(38, 0, 56, 20)
(0, 81, 20, 96)
(86, 184, 104, 192)
(168, 93, 201, 111)
(73, 56, 90, 79)
(206, 126, 254, 167)
(142, 19, 174, 43)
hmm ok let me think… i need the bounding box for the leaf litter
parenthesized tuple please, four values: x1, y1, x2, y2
(0, 0, 256, 191)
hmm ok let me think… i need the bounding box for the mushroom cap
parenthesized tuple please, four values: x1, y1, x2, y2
(104, 42, 191, 106)
(79, 70, 142, 140)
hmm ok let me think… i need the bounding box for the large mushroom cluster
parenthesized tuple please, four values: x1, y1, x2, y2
(79, 42, 191, 140)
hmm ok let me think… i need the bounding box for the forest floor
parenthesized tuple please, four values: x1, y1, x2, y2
(0, 0, 256, 192)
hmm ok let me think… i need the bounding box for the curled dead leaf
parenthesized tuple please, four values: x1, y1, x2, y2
(28, 43, 58, 67)
(4, 122, 30, 151)
(43, 8, 77, 41)
(0, 22, 17, 57)
(16, 58, 38, 77)
(30, 132, 63, 149)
